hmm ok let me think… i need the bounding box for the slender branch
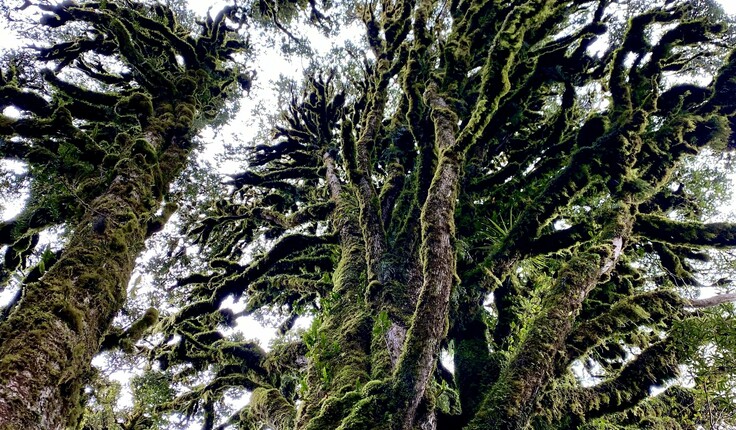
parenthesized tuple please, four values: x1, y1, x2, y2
(688, 293, 736, 308)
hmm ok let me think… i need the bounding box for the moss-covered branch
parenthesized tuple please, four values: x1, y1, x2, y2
(390, 81, 462, 428)
(469, 232, 628, 429)
(556, 330, 697, 425)
(566, 290, 683, 363)
(295, 151, 371, 428)
(635, 214, 736, 247)
(175, 233, 335, 322)
(250, 387, 296, 430)
(99, 307, 159, 353)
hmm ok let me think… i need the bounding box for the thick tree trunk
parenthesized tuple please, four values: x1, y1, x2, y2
(0, 138, 187, 429)
(295, 153, 371, 429)
(392, 82, 461, 429)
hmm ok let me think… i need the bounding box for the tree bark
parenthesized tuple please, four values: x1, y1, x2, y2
(0, 137, 189, 429)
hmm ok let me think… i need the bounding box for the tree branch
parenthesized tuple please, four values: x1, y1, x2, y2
(635, 214, 736, 248)
(688, 293, 736, 308)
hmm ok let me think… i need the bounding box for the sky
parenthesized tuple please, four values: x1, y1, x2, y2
(721, 0, 736, 14)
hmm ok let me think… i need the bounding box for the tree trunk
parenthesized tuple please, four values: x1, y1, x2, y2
(0, 138, 188, 429)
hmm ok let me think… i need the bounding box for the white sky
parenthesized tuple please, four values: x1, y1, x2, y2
(721, 0, 736, 14)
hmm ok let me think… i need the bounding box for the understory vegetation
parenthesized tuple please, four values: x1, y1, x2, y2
(3, 0, 736, 429)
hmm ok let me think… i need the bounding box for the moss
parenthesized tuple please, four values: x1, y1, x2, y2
(52, 301, 85, 333)
(52, 106, 73, 127)
(146, 201, 178, 236)
(125, 307, 158, 339)
(77, 273, 103, 291)
(131, 138, 158, 164)
(304, 391, 362, 430)
(636, 214, 736, 248)
(109, 231, 129, 253)
(697, 114, 730, 150)
(297, 203, 372, 426)
(568, 290, 683, 361)
(577, 115, 609, 145)
(0, 113, 16, 128)
(114, 92, 154, 118)
(341, 120, 359, 180)
(333, 380, 395, 430)
(249, 387, 295, 429)
(174, 102, 196, 130)
(315, 309, 371, 391)
(114, 132, 132, 148)
(75, 177, 106, 198)
(100, 153, 119, 169)
(176, 75, 198, 95)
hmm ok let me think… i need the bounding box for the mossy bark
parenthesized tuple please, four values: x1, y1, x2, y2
(0, 135, 188, 429)
(390, 82, 462, 429)
(295, 153, 372, 429)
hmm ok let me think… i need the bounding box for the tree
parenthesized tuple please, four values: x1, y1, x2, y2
(145, 0, 736, 429)
(0, 1, 253, 428)
(4, 0, 736, 430)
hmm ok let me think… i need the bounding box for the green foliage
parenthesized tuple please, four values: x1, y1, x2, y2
(125, 370, 176, 429)
(372, 310, 391, 337)
(78, 374, 123, 430)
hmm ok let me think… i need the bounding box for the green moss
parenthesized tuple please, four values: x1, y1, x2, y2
(131, 138, 158, 164)
(115, 92, 154, 118)
(698, 115, 730, 150)
(174, 102, 196, 130)
(250, 387, 295, 429)
(109, 231, 129, 253)
(77, 273, 103, 291)
(101, 153, 120, 169)
(114, 133, 132, 148)
(304, 391, 362, 430)
(341, 120, 359, 179)
(75, 177, 106, 198)
(126, 307, 158, 339)
(52, 107, 73, 127)
(334, 380, 395, 430)
(52, 301, 85, 333)
(176, 76, 198, 95)
(0, 114, 16, 128)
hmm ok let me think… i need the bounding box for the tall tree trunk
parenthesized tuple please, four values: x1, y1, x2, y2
(0, 138, 188, 429)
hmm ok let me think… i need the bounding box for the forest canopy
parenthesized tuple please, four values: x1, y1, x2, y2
(2, 0, 736, 429)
